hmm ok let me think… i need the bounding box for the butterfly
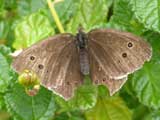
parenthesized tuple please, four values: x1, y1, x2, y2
(12, 29, 152, 100)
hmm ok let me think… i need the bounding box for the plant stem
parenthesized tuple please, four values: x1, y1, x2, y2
(47, 0, 65, 33)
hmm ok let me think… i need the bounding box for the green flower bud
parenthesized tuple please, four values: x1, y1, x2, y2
(18, 70, 40, 87)
(18, 70, 41, 96)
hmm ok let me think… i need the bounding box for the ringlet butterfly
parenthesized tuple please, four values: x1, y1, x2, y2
(12, 28, 152, 100)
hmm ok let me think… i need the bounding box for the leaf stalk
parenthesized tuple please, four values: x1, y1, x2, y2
(47, 0, 65, 33)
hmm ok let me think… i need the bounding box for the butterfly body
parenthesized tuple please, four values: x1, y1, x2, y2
(12, 29, 152, 100)
(76, 29, 90, 75)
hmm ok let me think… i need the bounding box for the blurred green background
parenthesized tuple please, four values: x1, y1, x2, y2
(0, 0, 160, 120)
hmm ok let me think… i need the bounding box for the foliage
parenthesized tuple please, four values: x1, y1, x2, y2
(0, 0, 160, 119)
(5, 84, 56, 120)
(85, 86, 132, 120)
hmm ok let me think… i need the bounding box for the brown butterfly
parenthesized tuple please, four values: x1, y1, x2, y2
(12, 29, 152, 100)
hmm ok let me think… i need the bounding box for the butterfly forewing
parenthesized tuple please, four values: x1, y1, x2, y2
(88, 29, 152, 79)
(12, 34, 83, 99)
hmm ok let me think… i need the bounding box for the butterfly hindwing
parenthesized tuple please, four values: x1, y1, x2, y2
(89, 49, 127, 95)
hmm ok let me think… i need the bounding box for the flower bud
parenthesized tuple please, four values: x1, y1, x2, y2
(18, 70, 40, 87)
(18, 70, 40, 96)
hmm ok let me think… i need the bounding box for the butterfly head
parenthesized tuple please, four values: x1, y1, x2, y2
(76, 28, 88, 49)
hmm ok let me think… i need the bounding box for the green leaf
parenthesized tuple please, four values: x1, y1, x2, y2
(69, 85, 97, 110)
(4, 84, 56, 120)
(0, 53, 12, 89)
(17, 0, 46, 17)
(0, 45, 12, 63)
(132, 104, 150, 120)
(3, 0, 17, 10)
(55, 85, 97, 112)
(0, 111, 11, 120)
(85, 96, 132, 120)
(130, 0, 160, 32)
(67, 0, 112, 33)
(53, 112, 69, 120)
(0, 45, 14, 93)
(53, 111, 85, 120)
(108, 0, 145, 35)
(0, 0, 19, 47)
(97, 85, 110, 97)
(0, 20, 14, 47)
(54, 0, 79, 28)
(143, 110, 160, 120)
(16, 0, 79, 33)
(22, 0, 79, 32)
(0, 0, 5, 11)
(54, 95, 70, 112)
(0, 93, 5, 110)
(13, 10, 54, 49)
(119, 78, 143, 110)
(131, 32, 160, 109)
(0, 21, 9, 42)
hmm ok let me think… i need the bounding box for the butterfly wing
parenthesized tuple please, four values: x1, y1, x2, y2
(51, 50, 83, 99)
(88, 29, 152, 80)
(12, 34, 83, 99)
(89, 49, 127, 95)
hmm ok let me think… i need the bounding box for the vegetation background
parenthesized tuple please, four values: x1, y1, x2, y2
(0, 0, 160, 120)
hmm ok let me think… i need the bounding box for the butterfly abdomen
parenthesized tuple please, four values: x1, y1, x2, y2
(79, 49, 90, 75)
